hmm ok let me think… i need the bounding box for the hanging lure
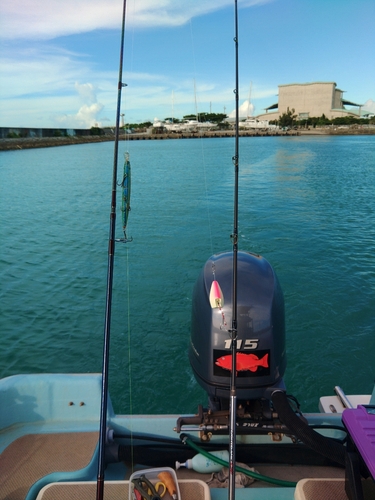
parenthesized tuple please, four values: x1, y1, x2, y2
(116, 152, 132, 243)
(210, 265, 226, 328)
(209, 280, 224, 309)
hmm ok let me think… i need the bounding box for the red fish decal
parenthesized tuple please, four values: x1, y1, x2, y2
(215, 353, 269, 373)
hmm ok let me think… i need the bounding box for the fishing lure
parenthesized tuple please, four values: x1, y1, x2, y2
(210, 264, 227, 329)
(117, 152, 132, 242)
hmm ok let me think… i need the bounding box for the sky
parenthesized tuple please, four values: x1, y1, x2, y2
(1, 0, 374, 129)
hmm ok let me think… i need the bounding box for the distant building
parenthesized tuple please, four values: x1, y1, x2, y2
(255, 82, 363, 122)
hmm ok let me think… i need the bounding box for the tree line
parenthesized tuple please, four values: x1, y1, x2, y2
(272, 108, 375, 129)
(89, 109, 374, 135)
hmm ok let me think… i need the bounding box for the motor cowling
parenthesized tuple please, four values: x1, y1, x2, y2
(189, 251, 286, 407)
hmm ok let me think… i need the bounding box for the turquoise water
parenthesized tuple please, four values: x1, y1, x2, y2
(1, 135, 374, 414)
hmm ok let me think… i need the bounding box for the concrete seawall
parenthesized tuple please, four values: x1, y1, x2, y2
(1, 128, 373, 151)
(0, 130, 297, 151)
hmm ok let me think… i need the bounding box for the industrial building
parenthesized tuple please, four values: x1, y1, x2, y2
(256, 82, 362, 122)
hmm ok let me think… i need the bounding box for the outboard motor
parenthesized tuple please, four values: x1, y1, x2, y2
(189, 250, 286, 411)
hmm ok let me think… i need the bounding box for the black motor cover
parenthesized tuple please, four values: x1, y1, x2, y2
(189, 251, 286, 403)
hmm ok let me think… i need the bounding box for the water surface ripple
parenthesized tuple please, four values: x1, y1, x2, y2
(1, 135, 374, 413)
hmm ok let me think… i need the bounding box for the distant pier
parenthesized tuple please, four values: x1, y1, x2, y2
(125, 130, 299, 140)
(0, 129, 299, 151)
(1, 126, 373, 151)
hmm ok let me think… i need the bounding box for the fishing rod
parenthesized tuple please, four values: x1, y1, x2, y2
(96, 0, 128, 499)
(228, 1, 239, 499)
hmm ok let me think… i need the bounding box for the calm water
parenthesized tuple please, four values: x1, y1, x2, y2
(1, 135, 374, 414)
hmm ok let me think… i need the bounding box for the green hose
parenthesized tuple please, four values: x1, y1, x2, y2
(181, 434, 297, 488)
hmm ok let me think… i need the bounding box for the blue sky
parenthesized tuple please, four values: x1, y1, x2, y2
(1, 0, 374, 128)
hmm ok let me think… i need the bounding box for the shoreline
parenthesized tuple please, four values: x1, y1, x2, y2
(0, 127, 374, 151)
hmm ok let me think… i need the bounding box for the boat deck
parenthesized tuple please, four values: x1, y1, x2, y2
(34, 475, 375, 500)
(0, 430, 355, 500)
(1, 374, 374, 500)
(0, 432, 98, 500)
(0, 429, 351, 500)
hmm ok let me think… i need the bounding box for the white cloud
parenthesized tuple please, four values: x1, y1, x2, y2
(75, 82, 99, 105)
(0, 95, 83, 128)
(0, 0, 274, 40)
(0, 42, 115, 127)
(228, 100, 254, 118)
(54, 83, 104, 128)
(363, 99, 375, 114)
(0, 35, 279, 127)
(55, 102, 104, 128)
(0, 48, 89, 99)
(0, 0, 121, 40)
(0, 45, 111, 127)
(0, 0, 278, 127)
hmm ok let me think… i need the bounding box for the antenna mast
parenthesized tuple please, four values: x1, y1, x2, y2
(247, 81, 252, 118)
